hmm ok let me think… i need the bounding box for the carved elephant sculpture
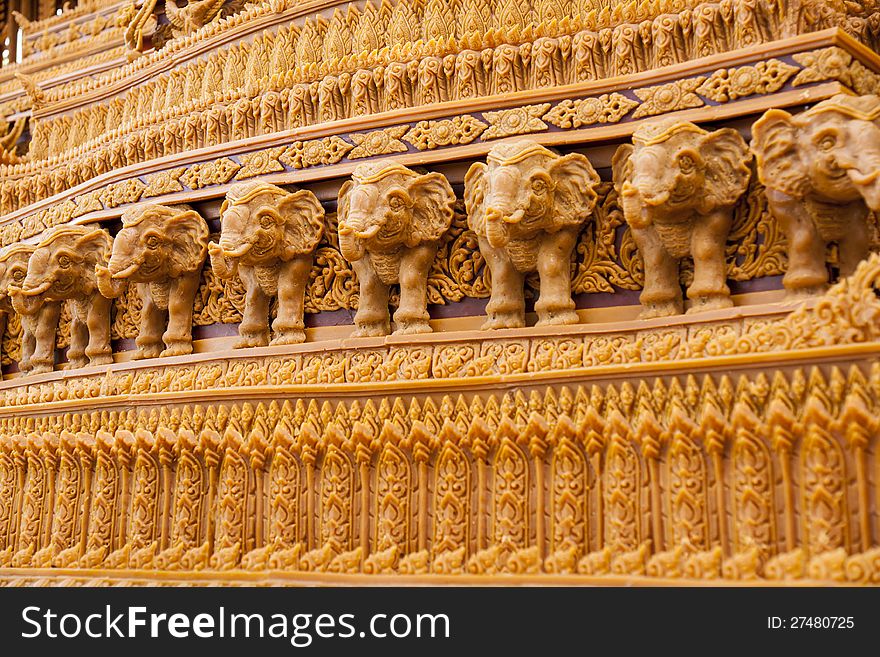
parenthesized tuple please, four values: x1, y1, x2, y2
(0, 244, 38, 372)
(752, 94, 880, 296)
(465, 140, 600, 329)
(9, 226, 113, 374)
(208, 181, 324, 347)
(337, 161, 455, 336)
(96, 203, 209, 359)
(613, 118, 752, 318)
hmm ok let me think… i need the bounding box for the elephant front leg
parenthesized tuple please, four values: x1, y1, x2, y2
(66, 309, 89, 370)
(768, 192, 827, 298)
(393, 244, 435, 334)
(236, 267, 271, 348)
(535, 229, 579, 326)
(352, 256, 391, 337)
(162, 274, 200, 356)
(687, 208, 733, 314)
(18, 315, 36, 373)
(84, 295, 113, 367)
(26, 303, 60, 374)
(837, 206, 870, 278)
(136, 283, 164, 359)
(633, 225, 682, 319)
(272, 256, 311, 345)
(479, 236, 525, 329)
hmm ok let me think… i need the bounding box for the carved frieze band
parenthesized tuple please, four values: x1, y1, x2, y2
(3, 46, 874, 247)
(0, 360, 877, 583)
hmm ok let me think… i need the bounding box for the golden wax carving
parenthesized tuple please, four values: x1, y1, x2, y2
(209, 181, 324, 347)
(97, 204, 209, 359)
(465, 140, 600, 329)
(0, 245, 36, 371)
(338, 160, 455, 336)
(613, 118, 752, 317)
(752, 93, 880, 297)
(2, 0, 880, 588)
(9, 226, 113, 373)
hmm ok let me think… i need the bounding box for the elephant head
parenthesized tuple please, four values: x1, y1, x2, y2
(10, 225, 111, 316)
(337, 160, 455, 262)
(614, 118, 752, 224)
(465, 141, 600, 249)
(98, 203, 208, 298)
(209, 181, 324, 277)
(0, 244, 34, 313)
(751, 94, 880, 209)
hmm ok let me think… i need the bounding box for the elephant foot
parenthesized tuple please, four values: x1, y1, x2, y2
(67, 357, 88, 370)
(234, 333, 270, 349)
(160, 341, 193, 358)
(134, 345, 162, 360)
(687, 294, 733, 315)
(29, 362, 53, 375)
(88, 354, 114, 367)
(482, 312, 525, 330)
(784, 285, 827, 302)
(638, 300, 683, 320)
(18, 358, 31, 372)
(352, 322, 391, 338)
(393, 319, 432, 335)
(270, 330, 306, 346)
(536, 308, 579, 327)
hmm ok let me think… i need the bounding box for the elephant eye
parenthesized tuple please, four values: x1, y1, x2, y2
(57, 255, 71, 269)
(12, 271, 23, 281)
(259, 214, 274, 229)
(389, 195, 405, 211)
(818, 134, 837, 151)
(678, 154, 697, 174)
(145, 235, 160, 250)
(531, 178, 548, 194)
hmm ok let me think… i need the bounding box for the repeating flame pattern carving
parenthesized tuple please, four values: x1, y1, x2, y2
(0, 353, 874, 583)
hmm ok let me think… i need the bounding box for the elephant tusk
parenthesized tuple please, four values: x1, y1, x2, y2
(110, 262, 141, 279)
(221, 242, 253, 258)
(849, 169, 880, 186)
(502, 210, 525, 224)
(19, 281, 51, 296)
(354, 225, 381, 240)
(620, 182, 639, 197)
(338, 224, 354, 236)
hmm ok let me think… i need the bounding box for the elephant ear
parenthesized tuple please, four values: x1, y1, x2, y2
(464, 162, 487, 236)
(337, 180, 354, 228)
(750, 109, 808, 198)
(611, 143, 634, 190)
(547, 152, 600, 227)
(406, 172, 455, 246)
(699, 128, 753, 211)
(165, 207, 209, 275)
(277, 189, 325, 259)
(75, 228, 111, 267)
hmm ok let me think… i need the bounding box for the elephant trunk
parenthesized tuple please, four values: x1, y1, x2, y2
(338, 217, 367, 262)
(9, 285, 44, 316)
(208, 241, 237, 279)
(107, 252, 142, 280)
(483, 202, 525, 249)
(97, 266, 127, 299)
(630, 173, 670, 207)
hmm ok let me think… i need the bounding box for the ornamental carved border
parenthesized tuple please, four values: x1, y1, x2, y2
(0, 358, 877, 584)
(2, 42, 874, 247)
